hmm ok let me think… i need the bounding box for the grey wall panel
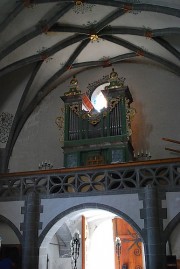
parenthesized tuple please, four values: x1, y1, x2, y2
(40, 193, 144, 234)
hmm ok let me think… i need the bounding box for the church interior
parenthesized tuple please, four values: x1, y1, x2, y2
(0, 1, 180, 269)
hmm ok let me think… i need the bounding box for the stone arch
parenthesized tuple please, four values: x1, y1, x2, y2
(0, 214, 22, 244)
(38, 202, 145, 269)
(39, 202, 144, 247)
(164, 212, 180, 243)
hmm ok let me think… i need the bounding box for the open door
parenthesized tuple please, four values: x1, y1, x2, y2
(113, 218, 144, 269)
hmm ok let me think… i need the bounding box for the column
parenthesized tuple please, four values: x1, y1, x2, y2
(143, 186, 166, 269)
(21, 191, 42, 269)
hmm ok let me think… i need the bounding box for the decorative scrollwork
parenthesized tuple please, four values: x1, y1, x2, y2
(139, 166, 170, 187)
(135, 266, 142, 269)
(0, 162, 179, 197)
(0, 112, 14, 143)
(134, 248, 141, 256)
(173, 166, 180, 185)
(86, 75, 109, 97)
(125, 98, 136, 138)
(109, 97, 120, 112)
(123, 0, 141, 15)
(56, 108, 65, 142)
(69, 104, 81, 116)
(72, 2, 96, 14)
(81, 108, 107, 125)
(37, 46, 53, 62)
(121, 229, 142, 251)
(88, 113, 101, 125)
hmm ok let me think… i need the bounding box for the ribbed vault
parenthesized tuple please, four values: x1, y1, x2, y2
(0, 0, 179, 171)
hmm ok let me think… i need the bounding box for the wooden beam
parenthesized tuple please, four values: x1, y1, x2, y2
(165, 147, 180, 153)
(1, 157, 180, 178)
(162, 137, 180, 144)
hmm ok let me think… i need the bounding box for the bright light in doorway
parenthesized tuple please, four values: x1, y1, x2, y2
(87, 219, 115, 269)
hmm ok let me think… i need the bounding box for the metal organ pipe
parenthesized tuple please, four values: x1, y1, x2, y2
(69, 107, 72, 140)
(117, 102, 122, 135)
(110, 110, 113, 136)
(69, 108, 79, 141)
(114, 104, 118, 136)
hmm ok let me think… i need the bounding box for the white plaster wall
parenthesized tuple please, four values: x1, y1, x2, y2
(163, 192, 180, 260)
(8, 90, 64, 172)
(7, 62, 180, 172)
(40, 193, 144, 233)
(0, 201, 24, 233)
(47, 235, 71, 269)
(39, 210, 86, 269)
(58, 258, 71, 269)
(170, 223, 180, 259)
(0, 66, 33, 149)
(47, 235, 72, 269)
(163, 191, 180, 229)
(0, 223, 20, 244)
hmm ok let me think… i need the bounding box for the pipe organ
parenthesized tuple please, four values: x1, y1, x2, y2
(60, 69, 135, 168)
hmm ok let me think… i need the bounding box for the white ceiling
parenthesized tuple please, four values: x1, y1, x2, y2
(0, 1, 179, 168)
(0, 1, 179, 89)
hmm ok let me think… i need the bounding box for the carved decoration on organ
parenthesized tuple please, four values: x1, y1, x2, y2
(60, 69, 135, 167)
(69, 103, 81, 117)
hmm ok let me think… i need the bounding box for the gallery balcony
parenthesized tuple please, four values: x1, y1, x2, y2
(0, 157, 180, 199)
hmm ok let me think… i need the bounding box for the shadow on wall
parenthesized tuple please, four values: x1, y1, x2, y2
(131, 100, 153, 154)
(0, 65, 34, 111)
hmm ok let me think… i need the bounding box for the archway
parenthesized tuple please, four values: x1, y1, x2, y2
(39, 205, 145, 269)
(0, 215, 22, 269)
(164, 213, 180, 269)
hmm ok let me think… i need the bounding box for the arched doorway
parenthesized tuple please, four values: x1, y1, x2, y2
(0, 217, 22, 269)
(165, 213, 180, 269)
(167, 223, 180, 268)
(39, 208, 145, 269)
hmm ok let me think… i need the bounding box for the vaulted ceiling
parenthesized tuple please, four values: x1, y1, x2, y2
(0, 0, 180, 171)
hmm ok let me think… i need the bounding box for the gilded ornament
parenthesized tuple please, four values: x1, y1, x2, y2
(88, 113, 101, 125)
(107, 68, 125, 89)
(74, 0, 83, 5)
(55, 108, 64, 142)
(109, 97, 120, 112)
(64, 75, 81, 96)
(81, 109, 107, 125)
(69, 104, 80, 116)
(125, 98, 136, 138)
(73, 1, 95, 14)
(86, 75, 109, 97)
(90, 34, 100, 42)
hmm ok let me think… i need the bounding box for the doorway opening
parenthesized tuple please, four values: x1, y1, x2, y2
(0, 221, 21, 269)
(39, 208, 145, 269)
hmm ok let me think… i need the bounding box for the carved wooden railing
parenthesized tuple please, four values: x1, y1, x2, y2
(0, 158, 180, 198)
